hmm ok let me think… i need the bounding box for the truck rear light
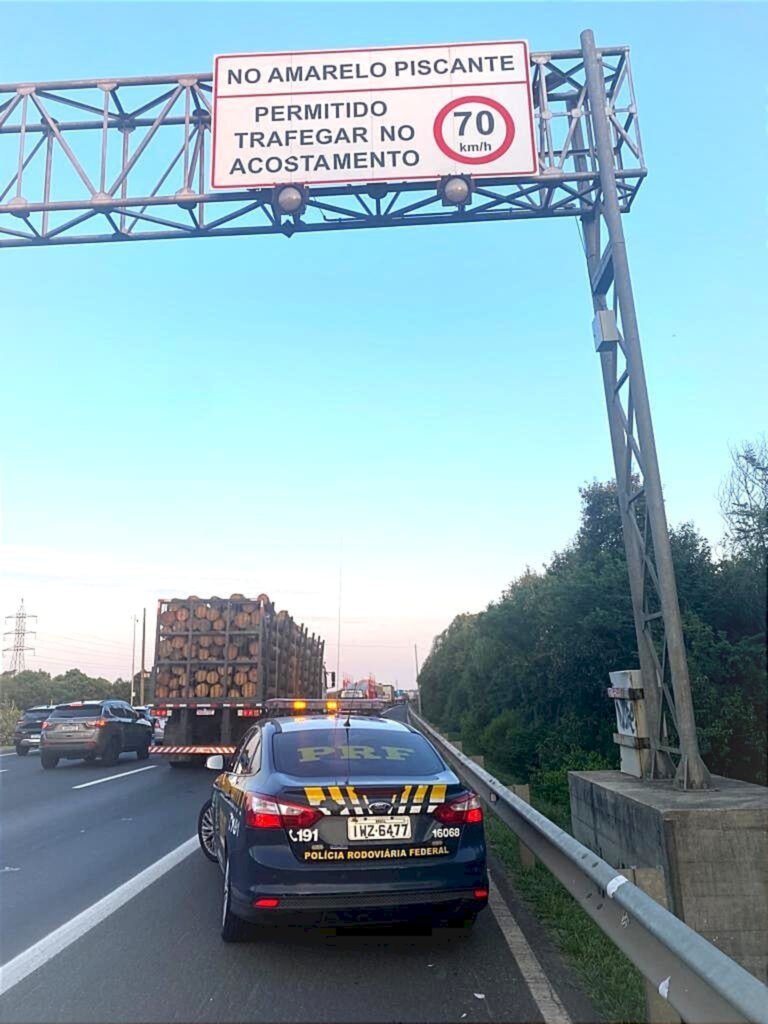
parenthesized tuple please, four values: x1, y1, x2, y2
(433, 792, 484, 825)
(252, 897, 280, 908)
(244, 793, 323, 830)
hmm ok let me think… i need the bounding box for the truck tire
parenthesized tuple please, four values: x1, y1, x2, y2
(221, 855, 250, 942)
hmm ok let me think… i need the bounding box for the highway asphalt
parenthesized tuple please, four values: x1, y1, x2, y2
(0, 732, 597, 1024)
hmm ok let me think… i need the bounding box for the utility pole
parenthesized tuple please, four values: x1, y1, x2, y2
(3, 599, 37, 674)
(139, 608, 146, 705)
(130, 615, 138, 704)
(335, 553, 342, 688)
(414, 644, 421, 715)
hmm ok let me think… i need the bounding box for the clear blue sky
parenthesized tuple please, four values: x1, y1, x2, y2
(1, 2, 765, 684)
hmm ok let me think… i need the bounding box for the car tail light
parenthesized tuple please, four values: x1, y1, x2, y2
(244, 793, 323, 830)
(84, 719, 107, 728)
(473, 888, 489, 900)
(252, 897, 280, 908)
(433, 792, 484, 825)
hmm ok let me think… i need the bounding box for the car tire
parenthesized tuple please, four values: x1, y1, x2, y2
(41, 752, 59, 770)
(136, 742, 151, 761)
(198, 799, 218, 863)
(221, 854, 250, 942)
(101, 737, 121, 766)
(15, 745, 29, 757)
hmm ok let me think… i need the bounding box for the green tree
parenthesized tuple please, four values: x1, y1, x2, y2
(419, 475, 767, 787)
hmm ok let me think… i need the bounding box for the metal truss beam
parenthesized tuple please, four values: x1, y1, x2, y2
(0, 46, 644, 248)
(579, 30, 710, 788)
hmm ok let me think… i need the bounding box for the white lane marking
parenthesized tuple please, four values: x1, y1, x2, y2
(72, 765, 157, 790)
(0, 753, 17, 758)
(0, 835, 197, 996)
(0, 770, 8, 774)
(488, 878, 572, 1024)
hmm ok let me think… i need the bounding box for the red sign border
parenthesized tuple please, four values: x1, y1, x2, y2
(432, 94, 516, 166)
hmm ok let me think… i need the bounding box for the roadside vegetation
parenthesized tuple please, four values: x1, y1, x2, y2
(420, 438, 766, 1022)
(420, 439, 767, 793)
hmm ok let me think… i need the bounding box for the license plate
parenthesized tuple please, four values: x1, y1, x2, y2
(347, 816, 412, 842)
(196, 709, 215, 716)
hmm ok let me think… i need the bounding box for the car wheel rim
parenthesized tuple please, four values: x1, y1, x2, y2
(201, 805, 216, 857)
(222, 859, 230, 928)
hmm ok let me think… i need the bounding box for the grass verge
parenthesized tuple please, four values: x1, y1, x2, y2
(484, 806, 646, 1024)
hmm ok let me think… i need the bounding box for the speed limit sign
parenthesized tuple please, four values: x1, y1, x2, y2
(433, 96, 516, 165)
(213, 41, 536, 189)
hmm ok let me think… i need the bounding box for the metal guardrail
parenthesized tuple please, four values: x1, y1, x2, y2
(409, 708, 768, 1024)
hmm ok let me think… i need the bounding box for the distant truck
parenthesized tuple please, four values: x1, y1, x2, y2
(376, 682, 395, 704)
(150, 593, 325, 765)
(338, 679, 395, 704)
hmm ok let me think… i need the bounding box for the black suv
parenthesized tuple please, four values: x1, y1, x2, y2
(40, 700, 153, 769)
(13, 705, 56, 756)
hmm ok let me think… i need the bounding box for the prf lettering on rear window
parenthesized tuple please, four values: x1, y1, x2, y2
(296, 745, 416, 762)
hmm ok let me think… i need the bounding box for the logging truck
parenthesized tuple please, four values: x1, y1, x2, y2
(150, 593, 325, 766)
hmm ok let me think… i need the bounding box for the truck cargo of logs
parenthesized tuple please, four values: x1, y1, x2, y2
(151, 593, 325, 702)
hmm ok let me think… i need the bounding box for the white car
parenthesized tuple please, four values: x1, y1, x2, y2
(136, 706, 165, 745)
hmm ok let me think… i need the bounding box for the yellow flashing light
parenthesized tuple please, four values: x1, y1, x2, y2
(292, 700, 308, 711)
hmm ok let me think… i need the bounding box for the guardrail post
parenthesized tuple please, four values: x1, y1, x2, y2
(626, 867, 681, 1024)
(512, 784, 537, 870)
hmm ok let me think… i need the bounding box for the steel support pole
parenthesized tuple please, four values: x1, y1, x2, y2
(582, 214, 675, 780)
(140, 607, 146, 706)
(569, 97, 673, 779)
(581, 30, 710, 788)
(130, 615, 137, 705)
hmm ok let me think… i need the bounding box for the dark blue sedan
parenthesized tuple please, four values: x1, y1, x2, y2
(197, 699, 488, 941)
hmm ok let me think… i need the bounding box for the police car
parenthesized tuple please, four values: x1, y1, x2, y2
(197, 698, 488, 941)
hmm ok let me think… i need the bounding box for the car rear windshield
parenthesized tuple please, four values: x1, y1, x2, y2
(23, 709, 50, 720)
(49, 706, 104, 719)
(272, 727, 444, 778)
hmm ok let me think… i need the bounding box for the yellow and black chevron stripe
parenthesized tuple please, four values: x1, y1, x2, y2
(302, 784, 447, 815)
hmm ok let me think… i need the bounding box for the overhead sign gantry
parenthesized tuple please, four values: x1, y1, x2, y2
(0, 31, 712, 788)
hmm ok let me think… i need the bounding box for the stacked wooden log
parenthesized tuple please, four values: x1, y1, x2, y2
(152, 593, 325, 702)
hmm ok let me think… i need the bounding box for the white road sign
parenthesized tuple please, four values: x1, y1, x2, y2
(211, 41, 536, 190)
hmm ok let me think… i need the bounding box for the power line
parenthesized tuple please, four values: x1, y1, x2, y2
(3, 599, 37, 674)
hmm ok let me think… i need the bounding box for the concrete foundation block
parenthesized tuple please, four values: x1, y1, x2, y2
(568, 771, 768, 984)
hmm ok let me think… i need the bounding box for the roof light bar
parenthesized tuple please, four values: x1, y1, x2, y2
(263, 698, 387, 716)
